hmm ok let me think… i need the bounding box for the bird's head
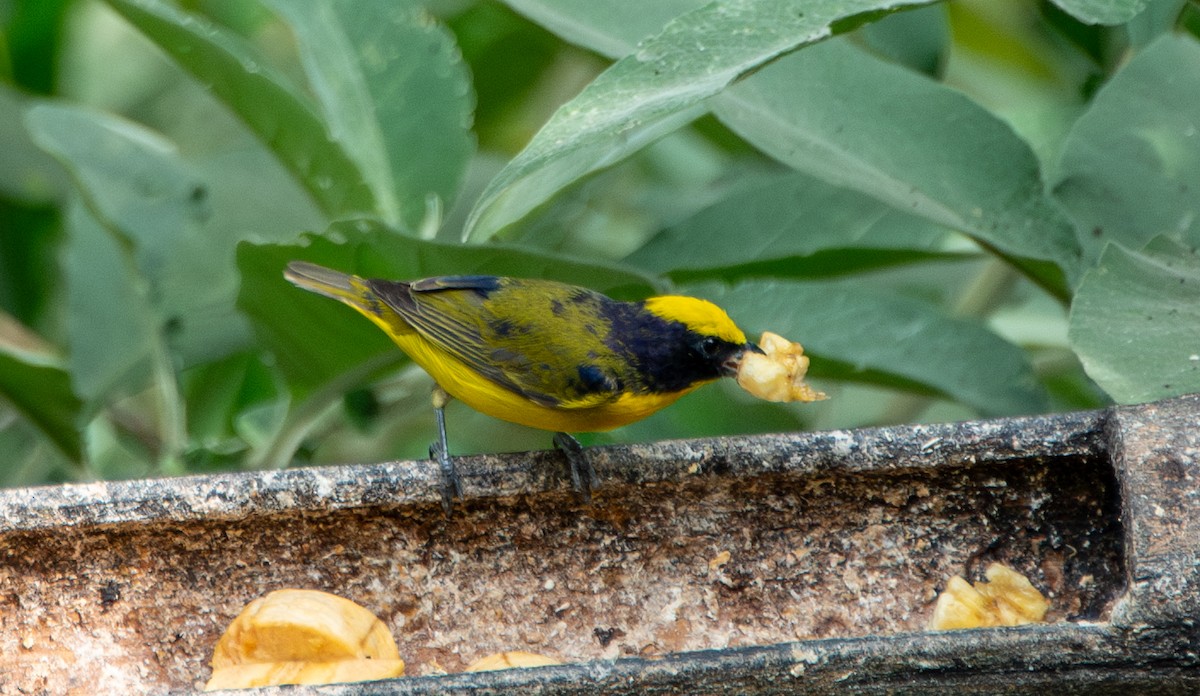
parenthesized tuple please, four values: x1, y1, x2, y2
(643, 295, 762, 379)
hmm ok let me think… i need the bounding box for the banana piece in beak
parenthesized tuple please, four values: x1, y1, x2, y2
(735, 331, 827, 403)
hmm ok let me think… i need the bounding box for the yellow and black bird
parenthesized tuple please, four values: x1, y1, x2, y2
(284, 261, 760, 512)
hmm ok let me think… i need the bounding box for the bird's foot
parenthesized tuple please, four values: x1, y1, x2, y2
(429, 439, 463, 516)
(553, 432, 595, 503)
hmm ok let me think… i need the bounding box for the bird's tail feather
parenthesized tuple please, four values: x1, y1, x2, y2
(284, 260, 413, 339)
(284, 261, 371, 308)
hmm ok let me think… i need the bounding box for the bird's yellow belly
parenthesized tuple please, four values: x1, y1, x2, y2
(379, 318, 698, 433)
(447, 369, 692, 433)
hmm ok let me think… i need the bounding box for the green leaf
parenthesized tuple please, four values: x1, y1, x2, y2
(501, 0, 701, 57)
(0, 414, 78, 487)
(103, 0, 376, 219)
(0, 198, 59, 326)
(857, 3, 948, 76)
(464, 0, 936, 242)
(59, 199, 159, 410)
(0, 317, 82, 462)
(25, 102, 249, 366)
(1053, 34, 1200, 267)
(626, 169, 957, 281)
(712, 40, 1081, 291)
(501, 3, 1077, 292)
(700, 279, 1049, 417)
(263, 0, 475, 230)
(238, 218, 660, 397)
(1124, 0, 1188, 47)
(3, 0, 72, 94)
(1050, 0, 1149, 25)
(1069, 237, 1200, 403)
(0, 84, 68, 204)
(28, 106, 195, 452)
(182, 351, 269, 447)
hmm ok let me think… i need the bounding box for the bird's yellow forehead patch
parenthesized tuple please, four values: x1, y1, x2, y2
(643, 295, 747, 344)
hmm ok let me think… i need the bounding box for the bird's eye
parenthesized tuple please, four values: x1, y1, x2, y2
(695, 336, 721, 358)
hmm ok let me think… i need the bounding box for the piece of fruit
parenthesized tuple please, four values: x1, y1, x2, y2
(928, 563, 1050, 630)
(980, 563, 1051, 626)
(206, 659, 406, 690)
(736, 332, 826, 403)
(927, 576, 993, 630)
(206, 589, 404, 690)
(464, 651, 562, 672)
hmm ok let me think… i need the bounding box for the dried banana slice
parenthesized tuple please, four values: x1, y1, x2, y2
(465, 651, 563, 672)
(206, 589, 404, 690)
(206, 659, 406, 690)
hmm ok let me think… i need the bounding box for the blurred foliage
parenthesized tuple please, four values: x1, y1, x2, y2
(1, 0, 1198, 487)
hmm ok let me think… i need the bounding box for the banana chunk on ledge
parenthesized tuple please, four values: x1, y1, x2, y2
(928, 563, 1050, 630)
(206, 659, 406, 691)
(465, 651, 563, 672)
(206, 589, 405, 690)
(736, 331, 827, 403)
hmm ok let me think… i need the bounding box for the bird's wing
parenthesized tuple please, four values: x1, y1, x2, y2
(367, 276, 624, 410)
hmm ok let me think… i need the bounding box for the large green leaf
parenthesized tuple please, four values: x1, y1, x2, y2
(856, 4, 948, 76)
(1124, 0, 1187, 47)
(1069, 237, 1200, 403)
(0, 317, 82, 462)
(59, 199, 159, 410)
(238, 219, 660, 397)
(180, 350, 279, 469)
(0, 85, 67, 204)
(28, 109, 167, 416)
(3, 0, 71, 93)
(464, 0, 936, 243)
(626, 169, 957, 281)
(263, 0, 474, 230)
(0, 198, 59, 326)
(1053, 34, 1200, 267)
(495, 2, 1078, 293)
(1049, 0, 1149, 25)
(25, 102, 248, 367)
(699, 279, 1049, 417)
(712, 40, 1081, 292)
(103, 0, 375, 219)
(0, 415, 78, 487)
(502, 0, 699, 56)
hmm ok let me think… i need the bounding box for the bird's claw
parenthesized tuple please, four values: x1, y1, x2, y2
(553, 432, 595, 503)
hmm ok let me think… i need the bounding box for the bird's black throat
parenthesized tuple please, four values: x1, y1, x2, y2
(602, 300, 745, 394)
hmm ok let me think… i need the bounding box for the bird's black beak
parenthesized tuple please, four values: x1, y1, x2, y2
(721, 342, 763, 377)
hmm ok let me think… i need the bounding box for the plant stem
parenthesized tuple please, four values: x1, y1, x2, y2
(151, 340, 187, 476)
(255, 352, 407, 470)
(952, 258, 1019, 317)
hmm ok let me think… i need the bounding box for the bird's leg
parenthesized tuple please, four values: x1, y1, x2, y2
(553, 432, 595, 503)
(429, 386, 462, 515)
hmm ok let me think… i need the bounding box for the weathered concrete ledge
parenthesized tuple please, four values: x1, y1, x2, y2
(0, 395, 1196, 695)
(0, 407, 1107, 531)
